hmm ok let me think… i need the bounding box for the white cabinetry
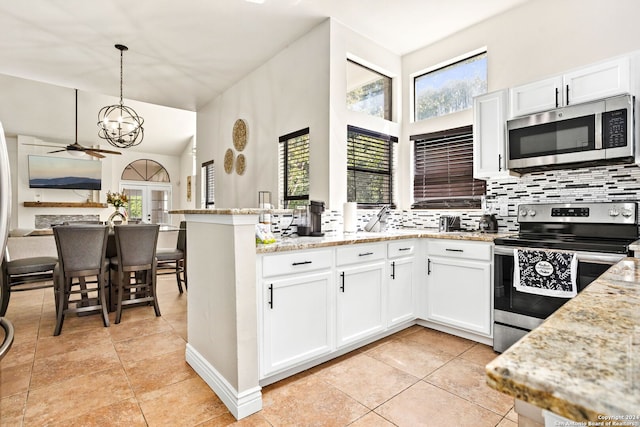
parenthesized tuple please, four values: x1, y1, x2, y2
(387, 240, 418, 327)
(510, 56, 631, 117)
(426, 239, 492, 336)
(473, 90, 511, 179)
(260, 249, 334, 377)
(336, 243, 386, 348)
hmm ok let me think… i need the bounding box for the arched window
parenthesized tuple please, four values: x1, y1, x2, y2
(121, 159, 170, 182)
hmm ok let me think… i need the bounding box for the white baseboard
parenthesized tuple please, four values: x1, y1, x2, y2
(185, 344, 262, 420)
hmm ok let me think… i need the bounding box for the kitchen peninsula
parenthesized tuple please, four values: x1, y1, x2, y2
(171, 208, 510, 419)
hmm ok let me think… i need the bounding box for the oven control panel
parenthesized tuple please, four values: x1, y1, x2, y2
(517, 202, 637, 224)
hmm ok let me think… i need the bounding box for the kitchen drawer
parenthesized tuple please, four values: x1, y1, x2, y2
(336, 243, 386, 266)
(262, 249, 332, 278)
(388, 240, 416, 258)
(427, 239, 492, 261)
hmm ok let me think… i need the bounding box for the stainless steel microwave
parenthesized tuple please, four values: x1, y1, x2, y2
(507, 94, 634, 173)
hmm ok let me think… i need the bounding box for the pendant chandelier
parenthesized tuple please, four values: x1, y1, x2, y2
(97, 44, 144, 148)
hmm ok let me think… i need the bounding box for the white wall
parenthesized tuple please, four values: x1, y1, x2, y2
(14, 135, 181, 229)
(400, 0, 640, 208)
(196, 19, 401, 210)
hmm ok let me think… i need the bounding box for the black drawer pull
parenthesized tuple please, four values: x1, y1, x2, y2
(292, 260, 312, 266)
(359, 252, 374, 257)
(398, 247, 411, 251)
(445, 248, 464, 252)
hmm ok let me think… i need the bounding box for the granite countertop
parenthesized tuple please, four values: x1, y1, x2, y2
(256, 229, 513, 254)
(486, 257, 640, 423)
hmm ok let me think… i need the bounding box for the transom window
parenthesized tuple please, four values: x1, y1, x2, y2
(121, 159, 170, 182)
(347, 126, 396, 207)
(412, 125, 485, 209)
(414, 50, 487, 121)
(346, 60, 392, 120)
(279, 128, 309, 209)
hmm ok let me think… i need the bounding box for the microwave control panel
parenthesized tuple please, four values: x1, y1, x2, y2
(603, 108, 628, 148)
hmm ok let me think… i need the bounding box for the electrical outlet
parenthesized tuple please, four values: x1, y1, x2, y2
(499, 204, 508, 217)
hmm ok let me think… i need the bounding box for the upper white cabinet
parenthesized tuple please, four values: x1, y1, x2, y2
(473, 90, 511, 179)
(510, 56, 631, 117)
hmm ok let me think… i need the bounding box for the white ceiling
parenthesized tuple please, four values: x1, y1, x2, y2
(0, 0, 528, 155)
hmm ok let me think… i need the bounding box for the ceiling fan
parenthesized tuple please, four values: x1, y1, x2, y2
(23, 89, 122, 158)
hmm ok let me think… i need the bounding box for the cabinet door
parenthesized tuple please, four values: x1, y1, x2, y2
(473, 90, 509, 179)
(426, 257, 492, 336)
(509, 75, 563, 117)
(262, 271, 333, 376)
(337, 261, 385, 348)
(387, 256, 416, 327)
(563, 56, 630, 106)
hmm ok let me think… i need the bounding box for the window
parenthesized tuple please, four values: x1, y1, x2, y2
(346, 60, 392, 120)
(121, 159, 170, 182)
(412, 125, 485, 209)
(414, 51, 487, 121)
(279, 128, 309, 209)
(347, 126, 396, 207)
(201, 160, 215, 208)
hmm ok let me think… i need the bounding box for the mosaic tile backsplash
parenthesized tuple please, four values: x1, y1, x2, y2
(270, 163, 640, 234)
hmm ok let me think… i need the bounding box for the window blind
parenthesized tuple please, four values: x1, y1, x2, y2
(412, 125, 485, 209)
(202, 160, 215, 208)
(279, 128, 309, 209)
(347, 126, 396, 207)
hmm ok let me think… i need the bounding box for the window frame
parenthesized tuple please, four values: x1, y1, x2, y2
(201, 160, 215, 208)
(279, 128, 310, 209)
(347, 125, 397, 208)
(411, 125, 486, 210)
(413, 48, 487, 122)
(346, 59, 392, 121)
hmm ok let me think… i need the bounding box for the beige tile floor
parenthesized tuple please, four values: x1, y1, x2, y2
(0, 275, 518, 426)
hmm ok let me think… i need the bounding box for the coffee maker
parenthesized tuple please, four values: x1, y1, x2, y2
(309, 200, 325, 236)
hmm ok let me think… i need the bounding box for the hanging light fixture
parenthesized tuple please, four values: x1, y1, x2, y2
(97, 44, 144, 148)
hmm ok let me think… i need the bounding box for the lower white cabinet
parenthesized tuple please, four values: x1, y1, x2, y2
(261, 271, 333, 376)
(387, 240, 418, 327)
(426, 240, 492, 336)
(336, 244, 386, 348)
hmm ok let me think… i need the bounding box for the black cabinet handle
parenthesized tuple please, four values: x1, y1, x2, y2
(555, 88, 559, 108)
(340, 272, 345, 292)
(292, 260, 312, 266)
(268, 284, 273, 309)
(427, 258, 431, 275)
(498, 154, 502, 171)
(566, 85, 570, 105)
(391, 261, 396, 279)
(359, 252, 374, 257)
(445, 248, 464, 252)
(398, 247, 411, 252)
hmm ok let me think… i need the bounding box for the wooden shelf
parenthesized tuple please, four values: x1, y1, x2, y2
(23, 201, 108, 208)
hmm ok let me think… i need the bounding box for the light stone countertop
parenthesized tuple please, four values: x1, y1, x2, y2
(255, 229, 512, 254)
(486, 257, 640, 423)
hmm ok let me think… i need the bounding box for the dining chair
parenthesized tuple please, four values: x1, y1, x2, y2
(110, 224, 160, 323)
(1, 249, 57, 317)
(156, 221, 187, 293)
(52, 225, 110, 336)
(0, 317, 14, 361)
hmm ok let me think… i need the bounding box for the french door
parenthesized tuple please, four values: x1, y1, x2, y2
(120, 183, 172, 225)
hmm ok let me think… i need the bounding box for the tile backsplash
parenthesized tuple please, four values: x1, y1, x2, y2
(270, 163, 640, 235)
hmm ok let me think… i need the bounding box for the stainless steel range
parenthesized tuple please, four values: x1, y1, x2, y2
(492, 201, 638, 353)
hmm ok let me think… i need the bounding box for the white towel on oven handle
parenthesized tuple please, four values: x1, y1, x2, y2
(513, 249, 578, 298)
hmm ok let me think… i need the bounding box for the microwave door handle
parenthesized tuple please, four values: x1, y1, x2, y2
(595, 112, 603, 149)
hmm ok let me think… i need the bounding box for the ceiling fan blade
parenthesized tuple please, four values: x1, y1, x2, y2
(23, 143, 68, 149)
(83, 150, 106, 159)
(83, 147, 122, 155)
(47, 149, 67, 154)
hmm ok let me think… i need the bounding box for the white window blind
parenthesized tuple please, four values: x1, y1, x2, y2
(202, 160, 215, 208)
(279, 128, 309, 209)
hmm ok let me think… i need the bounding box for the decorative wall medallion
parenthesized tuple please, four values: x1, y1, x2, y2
(224, 148, 234, 174)
(235, 154, 246, 175)
(232, 119, 248, 151)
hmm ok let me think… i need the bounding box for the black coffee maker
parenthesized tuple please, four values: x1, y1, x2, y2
(479, 214, 498, 232)
(309, 200, 325, 236)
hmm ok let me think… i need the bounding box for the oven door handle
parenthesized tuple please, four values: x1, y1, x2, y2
(494, 245, 626, 264)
